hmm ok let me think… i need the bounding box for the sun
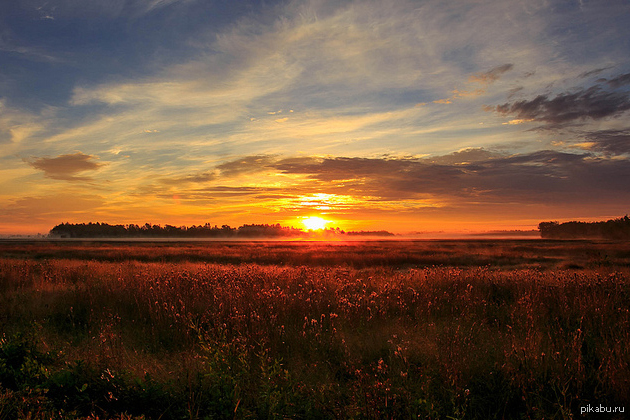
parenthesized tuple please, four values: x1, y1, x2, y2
(302, 216, 329, 230)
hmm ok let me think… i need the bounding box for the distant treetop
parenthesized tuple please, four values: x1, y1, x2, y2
(48, 222, 394, 239)
(538, 215, 630, 240)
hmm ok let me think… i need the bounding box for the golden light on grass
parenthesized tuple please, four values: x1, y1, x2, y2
(302, 216, 329, 230)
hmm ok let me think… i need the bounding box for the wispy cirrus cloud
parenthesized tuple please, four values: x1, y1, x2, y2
(15, 0, 193, 20)
(215, 155, 278, 178)
(0, 25, 60, 62)
(432, 63, 514, 104)
(0, 99, 44, 145)
(57, 0, 553, 157)
(469, 64, 514, 84)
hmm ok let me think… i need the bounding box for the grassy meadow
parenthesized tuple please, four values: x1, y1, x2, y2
(1, 239, 629, 419)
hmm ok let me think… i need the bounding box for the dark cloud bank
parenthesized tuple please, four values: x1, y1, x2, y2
(174, 149, 630, 206)
(492, 86, 630, 124)
(490, 72, 630, 125)
(583, 129, 630, 154)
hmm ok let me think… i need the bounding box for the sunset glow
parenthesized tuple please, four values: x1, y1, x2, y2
(1, 1, 629, 235)
(302, 217, 330, 231)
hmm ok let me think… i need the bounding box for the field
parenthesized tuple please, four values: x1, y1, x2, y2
(1, 239, 629, 419)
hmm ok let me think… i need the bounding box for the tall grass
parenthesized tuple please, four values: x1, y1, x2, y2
(0, 244, 629, 418)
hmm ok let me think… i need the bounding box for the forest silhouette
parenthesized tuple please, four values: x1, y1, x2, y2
(49, 222, 394, 239)
(538, 215, 630, 239)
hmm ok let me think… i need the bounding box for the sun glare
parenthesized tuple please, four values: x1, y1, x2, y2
(302, 216, 329, 230)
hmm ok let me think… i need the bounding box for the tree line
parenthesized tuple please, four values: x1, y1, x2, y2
(48, 222, 394, 239)
(538, 215, 630, 239)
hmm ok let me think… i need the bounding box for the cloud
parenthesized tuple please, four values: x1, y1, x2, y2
(158, 155, 278, 187)
(215, 155, 277, 178)
(161, 171, 216, 185)
(580, 129, 630, 155)
(185, 186, 284, 199)
(424, 148, 500, 165)
(579, 66, 613, 79)
(0, 26, 60, 62)
(469, 64, 514, 84)
(0, 99, 43, 144)
(432, 64, 514, 104)
(606, 73, 630, 88)
(13, 0, 191, 20)
(27, 152, 105, 181)
(10, 0, 587, 174)
(30, 147, 628, 232)
(62, 0, 548, 142)
(268, 151, 630, 204)
(502, 119, 534, 125)
(163, 149, 630, 207)
(0, 128, 12, 144)
(491, 83, 630, 125)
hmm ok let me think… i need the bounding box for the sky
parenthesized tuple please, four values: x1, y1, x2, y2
(1, 0, 630, 235)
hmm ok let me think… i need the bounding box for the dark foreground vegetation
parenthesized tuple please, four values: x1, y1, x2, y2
(539, 215, 630, 240)
(49, 222, 394, 239)
(1, 240, 629, 419)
